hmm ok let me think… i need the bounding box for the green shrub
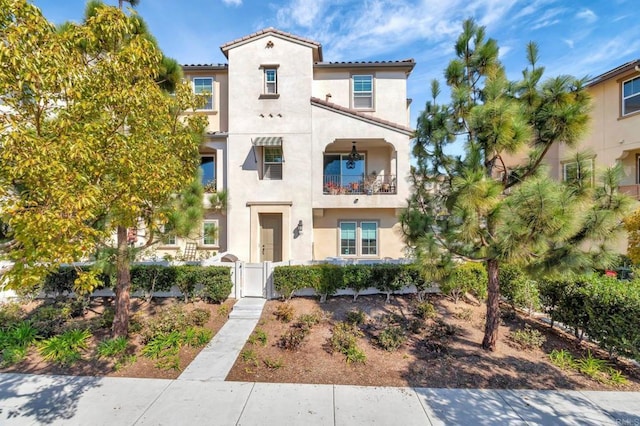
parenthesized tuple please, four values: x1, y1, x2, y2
(278, 325, 310, 351)
(539, 274, 640, 358)
(139, 304, 205, 344)
(509, 327, 545, 350)
(297, 313, 320, 328)
(0, 302, 25, 328)
(241, 349, 258, 366)
(274, 303, 295, 323)
(576, 351, 609, 381)
(174, 266, 201, 302)
(217, 304, 230, 317)
(43, 267, 111, 296)
(414, 301, 436, 319)
(372, 264, 407, 303)
(142, 331, 182, 370)
(263, 357, 284, 369)
(188, 308, 211, 326)
(343, 264, 373, 301)
(199, 267, 233, 303)
(499, 264, 540, 314)
(344, 346, 366, 364)
(248, 328, 268, 346)
(346, 309, 366, 325)
(377, 325, 407, 351)
(273, 266, 318, 300)
(39, 329, 91, 365)
(182, 327, 213, 347)
(0, 321, 38, 366)
(329, 322, 363, 355)
(131, 265, 176, 299)
(29, 305, 70, 338)
(313, 264, 343, 303)
(441, 262, 487, 303)
(96, 337, 128, 359)
(549, 349, 576, 370)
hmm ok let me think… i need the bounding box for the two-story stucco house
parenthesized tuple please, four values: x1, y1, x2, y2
(164, 28, 415, 263)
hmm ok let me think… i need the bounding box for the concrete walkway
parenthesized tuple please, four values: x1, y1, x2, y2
(178, 297, 265, 381)
(1, 372, 639, 425)
(2, 298, 639, 425)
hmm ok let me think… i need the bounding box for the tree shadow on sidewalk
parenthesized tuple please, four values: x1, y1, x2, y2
(0, 372, 101, 424)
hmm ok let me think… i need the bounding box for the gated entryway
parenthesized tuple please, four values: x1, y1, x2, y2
(242, 262, 269, 298)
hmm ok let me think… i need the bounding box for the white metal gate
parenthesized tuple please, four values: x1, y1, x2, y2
(242, 262, 267, 298)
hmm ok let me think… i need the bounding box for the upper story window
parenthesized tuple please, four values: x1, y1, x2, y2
(353, 75, 373, 109)
(200, 156, 216, 192)
(265, 69, 277, 94)
(193, 77, 214, 110)
(623, 76, 640, 116)
(264, 147, 283, 180)
(202, 220, 219, 246)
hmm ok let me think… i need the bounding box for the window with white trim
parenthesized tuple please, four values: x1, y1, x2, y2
(623, 76, 640, 116)
(193, 77, 213, 110)
(562, 158, 594, 184)
(265, 68, 277, 94)
(202, 220, 219, 246)
(263, 146, 283, 180)
(339, 221, 378, 256)
(353, 75, 373, 109)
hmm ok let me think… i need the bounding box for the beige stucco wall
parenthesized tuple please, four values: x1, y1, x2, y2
(224, 35, 315, 261)
(313, 208, 405, 259)
(313, 68, 410, 127)
(182, 70, 228, 133)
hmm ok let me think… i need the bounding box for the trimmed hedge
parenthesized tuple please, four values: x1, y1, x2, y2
(41, 265, 232, 303)
(440, 262, 487, 303)
(539, 274, 640, 359)
(273, 263, 427, 303)
(499, 264, 540, 314)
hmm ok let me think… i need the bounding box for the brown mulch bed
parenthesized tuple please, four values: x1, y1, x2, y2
(225, 294, 640, 390)
(0, 297, 235, 380)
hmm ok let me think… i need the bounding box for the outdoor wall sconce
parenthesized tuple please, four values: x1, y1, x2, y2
(297, 220, 303, 234)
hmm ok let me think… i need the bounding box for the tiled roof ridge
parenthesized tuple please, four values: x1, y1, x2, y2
(315, 58, 415, 65)
(220, 27, 321, 50)
(310, 97, 414, 134)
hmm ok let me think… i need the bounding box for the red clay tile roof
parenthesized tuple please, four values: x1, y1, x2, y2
(220, 27, 323, 60)
(310, 97, 414, 136)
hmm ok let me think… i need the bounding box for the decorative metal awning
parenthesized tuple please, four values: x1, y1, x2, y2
(252, 136, 282, 146)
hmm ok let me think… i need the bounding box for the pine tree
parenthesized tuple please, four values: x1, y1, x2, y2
(402, 19, 632, 351)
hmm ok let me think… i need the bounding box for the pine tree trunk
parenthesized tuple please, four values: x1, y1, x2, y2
(112, 225, 131, 338)
(482, 258, 500, 351)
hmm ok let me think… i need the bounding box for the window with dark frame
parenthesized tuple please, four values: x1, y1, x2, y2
(353, 75, 373, 109)
(263, 146, 283, 180)
(623, 76, 640, 116)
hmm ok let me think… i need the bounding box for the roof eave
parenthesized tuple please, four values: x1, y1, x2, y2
(587, 59, 640, 87)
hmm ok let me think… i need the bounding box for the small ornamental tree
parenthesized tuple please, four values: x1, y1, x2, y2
(401, 19, 632, 350)
(0, 1, 207, 337)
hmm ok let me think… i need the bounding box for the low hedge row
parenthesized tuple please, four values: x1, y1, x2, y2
(539, 274, 640, 359)
(41, 265, 232, 303)
(273, 264, 428, 302)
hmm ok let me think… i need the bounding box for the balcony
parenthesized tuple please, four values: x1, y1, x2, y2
(323, 174, 396, 195)
(619, 184, 640, 200)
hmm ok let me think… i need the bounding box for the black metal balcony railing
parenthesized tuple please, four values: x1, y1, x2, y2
(323, 174, 396, 195)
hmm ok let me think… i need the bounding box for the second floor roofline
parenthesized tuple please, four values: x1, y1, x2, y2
(314, 59, 415, 75)
(587, 59, 640, 87)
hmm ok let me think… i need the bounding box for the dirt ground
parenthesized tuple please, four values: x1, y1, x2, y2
(0, 297, 235, 380)
(226, 294, 640, 390)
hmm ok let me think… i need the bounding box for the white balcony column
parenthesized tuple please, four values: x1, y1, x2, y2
(216, 148, 225, 191)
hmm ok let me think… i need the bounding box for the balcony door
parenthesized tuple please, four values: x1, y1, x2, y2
(323, 154, 365, 189)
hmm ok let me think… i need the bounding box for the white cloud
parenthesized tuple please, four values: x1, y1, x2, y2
(222, 0, 242, 6)
(563, 39, 574, 49)
(576, 8, 597, 23)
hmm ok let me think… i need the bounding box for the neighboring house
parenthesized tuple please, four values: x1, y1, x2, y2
(503, 59, 640, 253)
(160, 28, 415, 262)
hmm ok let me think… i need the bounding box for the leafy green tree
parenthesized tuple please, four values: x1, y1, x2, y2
(401, 19, 631, 350)
(0, 0, 207, 337)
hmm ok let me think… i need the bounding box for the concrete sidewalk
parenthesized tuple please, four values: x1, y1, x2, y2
(1, 372, 639, 425)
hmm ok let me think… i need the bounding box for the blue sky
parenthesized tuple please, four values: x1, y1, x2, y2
(32, 0, 640, 129)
